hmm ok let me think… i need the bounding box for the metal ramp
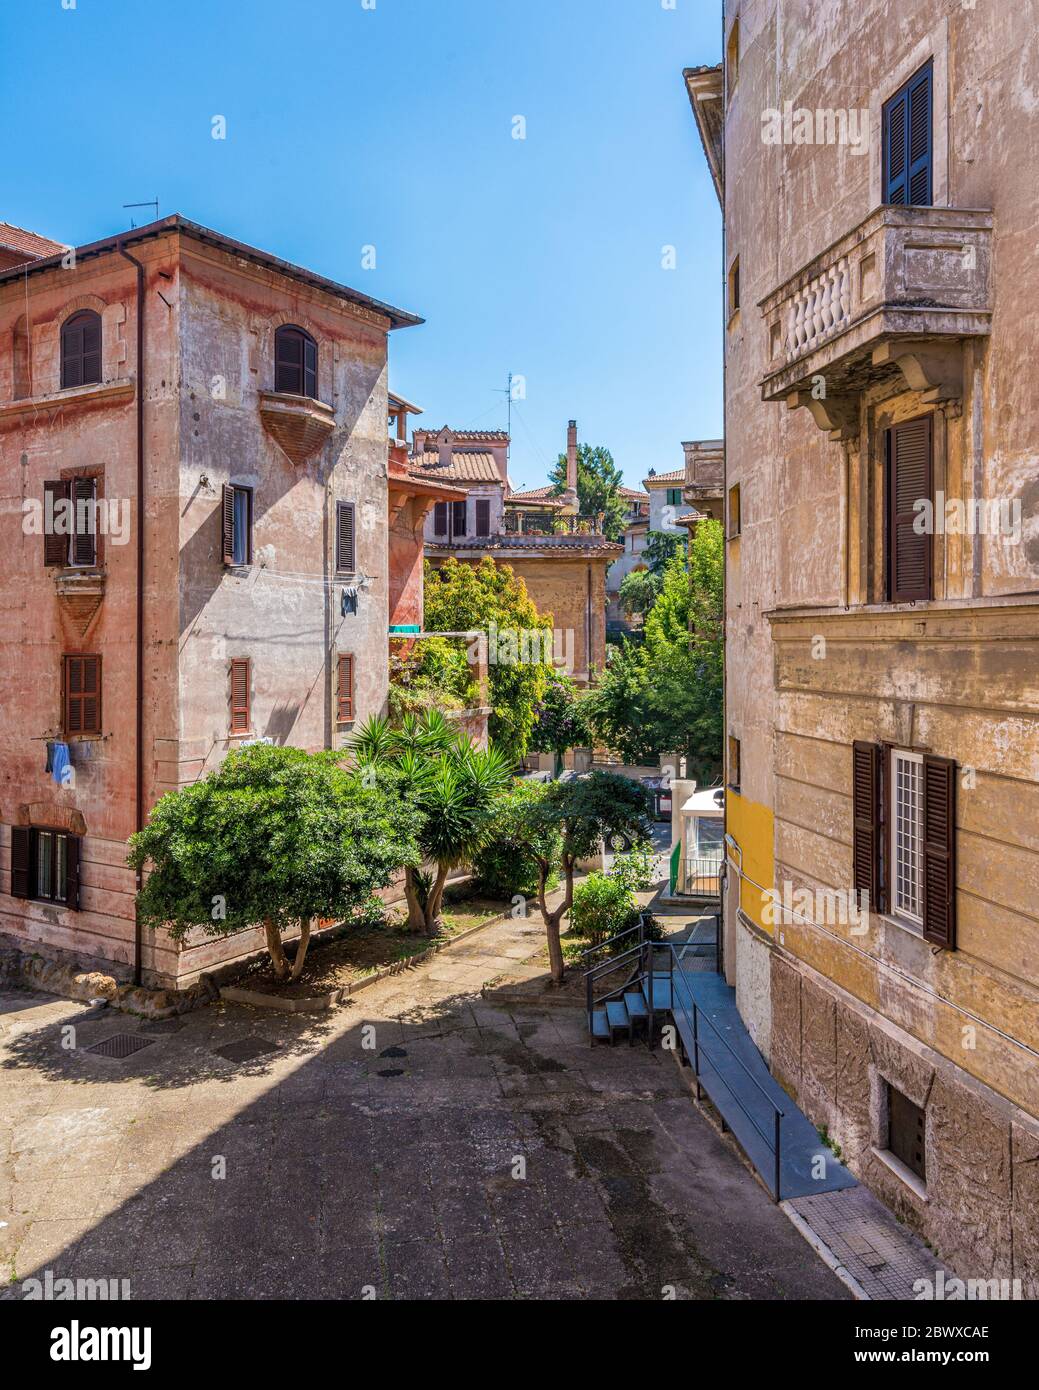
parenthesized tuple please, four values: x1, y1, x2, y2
(584, 928, 856, 1201)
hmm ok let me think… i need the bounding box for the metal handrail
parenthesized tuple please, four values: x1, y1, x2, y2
(666, 949, 785, 1200)
(579, 914, 645, 961)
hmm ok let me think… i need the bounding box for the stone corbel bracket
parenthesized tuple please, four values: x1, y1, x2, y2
(872, 339, 964, 405)
(786, 389, 860, 442)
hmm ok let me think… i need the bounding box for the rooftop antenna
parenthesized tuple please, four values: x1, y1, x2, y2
(492, 371, 514, 466)
(123, 198, 159, 229)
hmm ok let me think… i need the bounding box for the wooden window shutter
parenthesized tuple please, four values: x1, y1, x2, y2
(884, 63, 932, 207)
(44, 480, 69, 566)
(475, 498, 491, 536)
(64, 655, 101, 736)
(852, 741, 884, 912)
(452, 500, 467, 537)
(887, 416, 932, 603)
(303, 334, 317, 400)
(61, 310, 102, 389)
(922, 755, 956, 948)
(65, 835, 81, 911)
(71, 477, 97, 566)
(230, 658, 251, 733)
(275, 325, 317, 397)
(336, 502, 356, 573)
(10, 826, 31, 899)
(433, 502, 448, 537)
(906, 65, 933, 207)
(883, 88, 909, 204)
(221, 485, 235, 564)
(337, 654, 354, 724)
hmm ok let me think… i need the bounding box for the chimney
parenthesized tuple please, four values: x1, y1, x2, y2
(437, 428, 454, 469)
(566, 420, 578, 492)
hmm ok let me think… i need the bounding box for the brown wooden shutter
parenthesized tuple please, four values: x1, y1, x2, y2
(222, 485, 235, 564)
(303, 334, 318, 399)
(71, 478, 97, 566)
(337, 654, 354, 724)
(65, 835, 81, 911)
(433, 502, 448, 537)
(452, 500, 467, 537)
(64, 655, 101, 736)
(922, 754, 956, 948)
(10, 826, 31, 899)
(44, 480, 69, 566)
(853, 741, 884, 912)
(887, 416, 932, 602)
(336, 502, 356, 573)
(230, 658, 251, 733)
(475, 498, 491, 536)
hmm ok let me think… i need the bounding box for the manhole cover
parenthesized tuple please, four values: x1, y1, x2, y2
(213, 1038, 278, 1064)
(376, 1068, 404, 1078)
(379, 1046, 407, 1058)
(85, 1033, 156, 1059)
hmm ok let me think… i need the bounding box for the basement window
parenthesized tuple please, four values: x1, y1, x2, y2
(887, 1084, 927, 1185)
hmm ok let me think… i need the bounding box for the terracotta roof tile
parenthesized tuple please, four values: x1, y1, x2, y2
(0, 221, 66, 267)
(409, 450, 504, 484)
(643, 468, 686, 485)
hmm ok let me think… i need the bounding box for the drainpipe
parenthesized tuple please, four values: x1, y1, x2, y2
(118, 241, 146, 986)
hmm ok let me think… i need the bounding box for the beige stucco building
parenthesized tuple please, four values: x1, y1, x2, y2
(688, 0, 1039, 1286)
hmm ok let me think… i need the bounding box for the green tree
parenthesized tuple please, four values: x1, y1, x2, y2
(423, 556, 552, 762)
(586, 519, 723, 780)
(548, 443, 627, 541)
(513, 771, 653, 983)
(471, 778, 562, 901)
(618, 568, 659, 619)
(529, 673, 589, 775)
(644, 529, 687, 575)
(127, 744, 419, 982)
(351, 711, 513, 934)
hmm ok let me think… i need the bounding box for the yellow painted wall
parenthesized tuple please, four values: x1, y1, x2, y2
(726, 790, 775, 936)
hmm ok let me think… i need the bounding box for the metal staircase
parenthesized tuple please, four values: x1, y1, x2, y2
(583, 923, 857, 1202)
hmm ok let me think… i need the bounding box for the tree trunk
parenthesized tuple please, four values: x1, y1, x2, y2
(537, 858, 574, 985)
(264, 919, 290, 981)
(288, 917, 313, 981)
(403, 866, 427, 932)
(424, 863, 450, 936)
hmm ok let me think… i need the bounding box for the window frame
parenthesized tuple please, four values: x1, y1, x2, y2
(274, 324, 318, 399)
(229, 657, 251, 735)
(882, 60, 933, 208)
(60, 309, 102, 390)
(889, 748, 925, 928)
(11, 825, 80, 909)
(451, 499, 467, 539)
(727, 734, 741, 794)
(885, 414, 933, 604)
(727, 483, 741, 540)
(44, 476, 100, 568)
(335, 500, 356, 575)
(336, 653, 355, 726)
(886, 1083, 927, 1185)
(62, 653, 102, 738)
(221, 484, 253, 567)
(727, 256, 740, 320)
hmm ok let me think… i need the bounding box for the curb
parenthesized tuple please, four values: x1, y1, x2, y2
(780, 1200, 871, 1301)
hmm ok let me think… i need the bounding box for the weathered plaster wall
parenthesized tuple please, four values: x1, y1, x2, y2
(0, 234, 181, 981)
(721, 0, 1039, 1282)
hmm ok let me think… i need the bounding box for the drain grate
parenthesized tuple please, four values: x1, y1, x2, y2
(376, 1068, 404, 1078)
(85, 1033, 156, 1060)
(213, 1038, 278, 1064)
(379, 1045, 408, 1059)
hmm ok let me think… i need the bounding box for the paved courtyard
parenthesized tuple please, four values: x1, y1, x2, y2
(0, 914, 847, 1301)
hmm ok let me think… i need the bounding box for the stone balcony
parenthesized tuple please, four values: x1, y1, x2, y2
(758, 206, 992, 438)
(258, 390, 335, 464)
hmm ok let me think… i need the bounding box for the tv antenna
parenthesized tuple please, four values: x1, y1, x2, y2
(492, 371, 515, 463)
(123, 198, 160, 229)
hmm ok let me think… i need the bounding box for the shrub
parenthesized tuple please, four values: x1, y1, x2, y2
(470, 780, 561, 901)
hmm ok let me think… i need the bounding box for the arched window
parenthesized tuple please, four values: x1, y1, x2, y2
(274, 324, 318, 398)
(60, 310, 102, 389)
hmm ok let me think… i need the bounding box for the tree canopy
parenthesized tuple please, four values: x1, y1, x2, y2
(586, 518, 723, 780)
(424, 556, 552, 762)
(548, 443, 627, 541)
(127, 744, 420, 980)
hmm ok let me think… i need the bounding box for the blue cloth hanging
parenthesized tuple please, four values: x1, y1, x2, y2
(49, 742, 72, 787)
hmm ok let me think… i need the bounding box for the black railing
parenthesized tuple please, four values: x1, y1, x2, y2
(664, 948, 785, 1200)
(502, 510, 603, 537)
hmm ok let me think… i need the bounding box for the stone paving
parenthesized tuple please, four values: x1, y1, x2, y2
(785, 1187, 942, 1300)
(0, 912, 848, 1301)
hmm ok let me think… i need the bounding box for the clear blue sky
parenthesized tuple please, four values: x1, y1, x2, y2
(1, 0, 722, 493)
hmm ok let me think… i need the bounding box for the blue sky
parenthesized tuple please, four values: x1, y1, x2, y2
(1, 0, 722, 492)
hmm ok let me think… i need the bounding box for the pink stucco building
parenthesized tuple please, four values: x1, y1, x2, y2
(0, 215, 420, 989)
